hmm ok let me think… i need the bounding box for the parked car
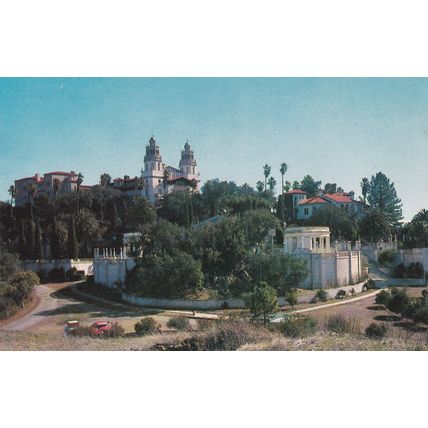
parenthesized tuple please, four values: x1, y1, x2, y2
(90, 321, 112, 336)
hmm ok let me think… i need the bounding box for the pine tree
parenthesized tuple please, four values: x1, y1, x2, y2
(366, 172, 403, 226)
(67, 215, 79, 260)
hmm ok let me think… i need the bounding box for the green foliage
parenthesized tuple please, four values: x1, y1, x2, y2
(242, 281, 278, 325)
(67, 215, 79, 260)
(366, 172, 403, 226)
(167, 316, 191, 330)
(126, 197, 157, 231)
(240, 210, 281, 246)
(299, 175, 322, 198)
(365, 323, 387, 339)
(285, 290, 298, 310)
(364, 279, 377, 290)
(0, 248, 18, 281)
(280, 316, 317, 338)
(314, 288, 328, 302)
(359, 209, 391, 242)
(307, 205, 358, 241)
(386, 288, 410, 317)
(413, 305, 428, 324)
(375, 289, 392, 306)
(126, 250, 203, 298)
(335, 289, 347, 299)
(378, 249, 397, 266)
(134, 317, 161, 336)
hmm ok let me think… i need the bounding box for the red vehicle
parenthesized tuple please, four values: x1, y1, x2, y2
(90, 321, 112, 336)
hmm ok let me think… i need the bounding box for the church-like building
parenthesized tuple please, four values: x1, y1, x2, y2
(111, 136, 200, 203)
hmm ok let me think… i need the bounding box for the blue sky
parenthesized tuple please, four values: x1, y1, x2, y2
(0, 77, 427, 221)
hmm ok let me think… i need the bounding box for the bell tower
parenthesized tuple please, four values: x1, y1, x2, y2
(142, 136, 165, 202)
(179, 141, 198, 179)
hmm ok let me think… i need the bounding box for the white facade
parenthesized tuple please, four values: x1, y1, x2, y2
(93, 247, 136, 288)
(284, 226, 362, 289)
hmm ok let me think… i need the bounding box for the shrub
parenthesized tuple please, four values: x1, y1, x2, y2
(167, 316, 191, 331)
(393, 263, 406, 278)
(36, 269, 48, 283)
(407, 262, 424, 279)
(134, 317, 161, 336)
(375, 289, 392, 306)
(412, 305, 428, 324)
(378, 250, 397, 266)
(315, 289, 328, 302)
(104, 321, 125, 338)
(326, 315, 360, 334)
(48, 267, 66, 282)
(197, 319, 211, 331)
(280, 316, 317, 338)
(364, 279, 377, 290)
(365, 323, 387, 339)
(8, 271, 40, 307)
(386, 288, 410, 317)
(335, 289, 347, 299)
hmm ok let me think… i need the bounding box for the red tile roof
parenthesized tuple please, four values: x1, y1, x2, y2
(284, 189, 307, 195)
(298, 196, 328, 206)
(323, 193, 353, 203)
(44, 171, 77, 177)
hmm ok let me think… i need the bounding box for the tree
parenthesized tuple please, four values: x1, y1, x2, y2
(280, 163, 288, 193)
(100, 173, 112, 187)
(307, 205, 358, 241)
(76, 172, 84, 214)
(263, 164, 271, 191)
(284, 181, 291, 192)
(267, 176, 276, 192)
(286, 290, 298, 311)
(300, 175, 321, 197)
(366, 172, 403, 226)
(292, 180, 300, 190)
(324, 183, 337, 194)
(256, 181, 264, 193)
(8, 185, 16, 219)
(126, 197, 157, 231)
(359, 208, 391, 242)
(67, 215, 79, 260)
(34, 220, 44, 260)
(243, 281, 278, 326)
(27, 183, 37, 220)
(413, 209, 428, 223)
(360, 177, 369, 205)
(76, 208, 104, 257)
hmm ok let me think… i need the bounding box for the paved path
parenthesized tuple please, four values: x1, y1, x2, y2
(1, 283, 82, 332)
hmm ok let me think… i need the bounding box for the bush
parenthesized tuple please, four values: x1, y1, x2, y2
(393, 263, 406, 278)
(375, 289, 392, 306)
(36, 269, 48, 283)
(134, 317, 161, 336)
(197, 319, 211, 331)
(412, 305, 428, 324)
(104, 321, 125, 338)
(335, 289, 347, 299)
(386, 288, 410, 317)
(8, 271, 40, 307)
(48, 267, 66, 282)
(315, 289, 328, 302)
(364, 279, 377, 290)
(280, 316, 317, 338)
(326, 315, 360, 334)
(378, 250, 397, 266)
(66, 267, 86, 281)
(365, 323, 387, 339)
(407, 262, 424, 279)
(167, 316, 191, 331)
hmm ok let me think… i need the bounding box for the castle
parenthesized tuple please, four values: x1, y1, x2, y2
(111, 136, 199, 203)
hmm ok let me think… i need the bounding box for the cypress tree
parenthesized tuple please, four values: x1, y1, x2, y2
(19, 221, 27, 260)
(35, 220, 44, 260)
(26, 220, 35, 260)
(67, 215, 79, 260)
(51, 218, 61, 260)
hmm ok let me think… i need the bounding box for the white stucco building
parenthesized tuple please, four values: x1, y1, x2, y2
(284, 226, 363, 289)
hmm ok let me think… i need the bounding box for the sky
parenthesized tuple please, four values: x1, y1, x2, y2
(0, 77, 427, 221)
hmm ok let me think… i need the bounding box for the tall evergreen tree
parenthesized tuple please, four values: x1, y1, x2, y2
(51, 218, 61, 259)
(67, 215, 79, 260)
(19, 221, 27, 260)
(35, 219, 44, 260)
(366, 172, 403, 226)
(263, 164, 271, 191)
(26, 220, 35, 260)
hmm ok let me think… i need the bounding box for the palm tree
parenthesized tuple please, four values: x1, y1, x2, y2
(280, 163, 288, 193)
(76, 173, 84, 214)
(360, 177, 369, 205)
(263, 164, 271, 191)
(8, 185, 16, 219)
(100, 173, 112, 188)
(413, 209, 428, 223)
(267, 176, 276, 191)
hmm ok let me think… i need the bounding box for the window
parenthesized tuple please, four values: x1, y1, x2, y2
(304, 208, 309, 215)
